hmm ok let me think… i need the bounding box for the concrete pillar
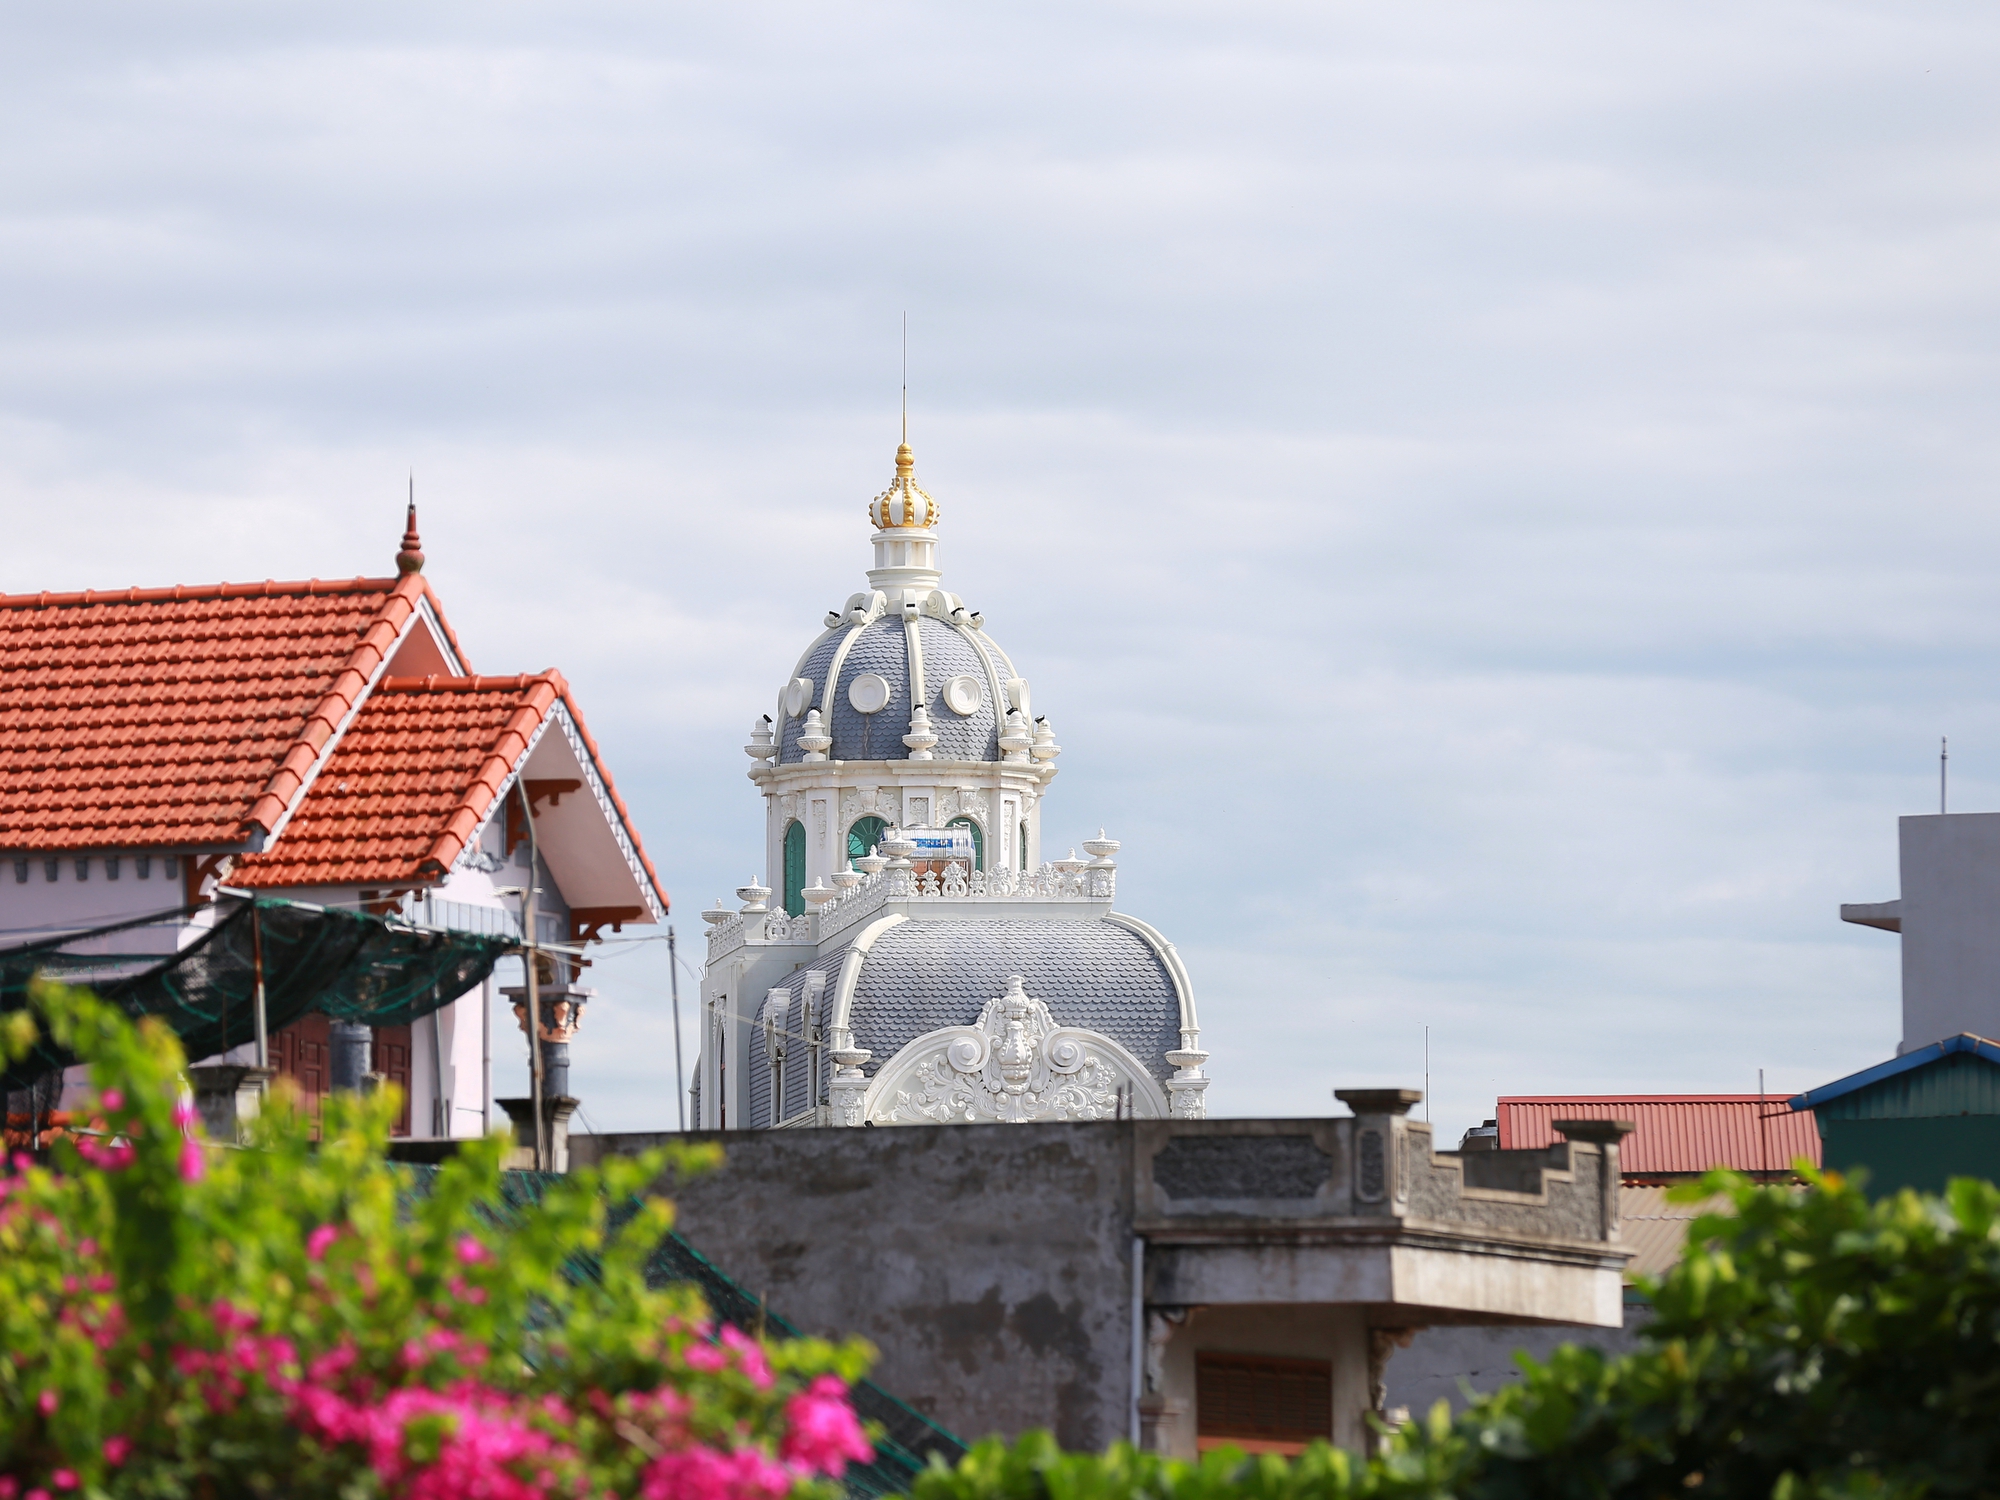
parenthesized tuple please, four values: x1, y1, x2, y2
(1334, 1087, 1423, 1217)
(185, 1065, 275, 1145)
(1551, 1118, 1635, 1242)
(497, 1095, 579, 1172)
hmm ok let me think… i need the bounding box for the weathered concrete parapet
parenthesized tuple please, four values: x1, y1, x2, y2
(1335, 1087, 1422, 1217)
(575, 1107, 1630, 1459)
(1136, 1114, 1630, 1332)
(1552, 1117, 1635, 1242)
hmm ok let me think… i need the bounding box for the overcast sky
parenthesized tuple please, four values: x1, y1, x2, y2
(4, 2, 1997, 1140)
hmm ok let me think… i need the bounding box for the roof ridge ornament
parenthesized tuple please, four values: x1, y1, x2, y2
(397, 480, 426, 576)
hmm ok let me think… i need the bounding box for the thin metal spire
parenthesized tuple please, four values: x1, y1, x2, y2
(1942, 736, 1949, 815)
(901, 312, 908, 445)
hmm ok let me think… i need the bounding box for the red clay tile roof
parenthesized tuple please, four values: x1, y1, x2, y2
(1497, 1095, 1823, 1178)
(232, 673, 666, 906)
(0, 575, 462, 852)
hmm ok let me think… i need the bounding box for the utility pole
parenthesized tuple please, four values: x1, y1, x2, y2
(250, 903, 269, 1069)
(668, 926, 686, 1133)
(515, 780, 547, 1172)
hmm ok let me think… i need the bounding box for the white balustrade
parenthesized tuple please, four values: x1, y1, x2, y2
(708, 849, 1121, 959)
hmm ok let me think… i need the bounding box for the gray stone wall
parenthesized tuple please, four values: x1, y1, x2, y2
(576, 1122, 1140, 1450)
(573, 1116, 1625, 1453)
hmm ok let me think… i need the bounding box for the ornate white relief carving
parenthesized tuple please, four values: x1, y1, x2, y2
(812, 799, 828, 847)
(958, 789, 990, 824)
(876, 787, 902, 823)
(777, 792, 800, 823)
(864, 975, 1168, 1124)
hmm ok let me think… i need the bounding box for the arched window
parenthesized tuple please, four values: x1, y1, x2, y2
(783, 820, 806, 917)
(846, 815, 887, 866)
(947, 815, 984, 871)
(1019, 821, 1030, 871)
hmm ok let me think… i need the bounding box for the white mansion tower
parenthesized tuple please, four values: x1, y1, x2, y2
(694, 440, 1209, 1129)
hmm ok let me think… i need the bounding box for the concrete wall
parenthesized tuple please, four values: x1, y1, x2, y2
(1384, 1301, 1648, 1418)
(580, 1122, 1139, 1451)
(1900, 813, 2000, 1053)
(576, 1115, 1629, 1453)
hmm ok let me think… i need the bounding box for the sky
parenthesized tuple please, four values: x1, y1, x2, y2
(3, 2, 1998, 1141)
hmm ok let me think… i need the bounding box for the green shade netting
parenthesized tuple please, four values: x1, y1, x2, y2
(0, 897, 515, 1091)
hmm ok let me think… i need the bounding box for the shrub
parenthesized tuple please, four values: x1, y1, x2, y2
(0, 980, 874, 1498)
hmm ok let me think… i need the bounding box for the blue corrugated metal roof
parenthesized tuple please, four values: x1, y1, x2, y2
(1787, 1033, 2000, 1112)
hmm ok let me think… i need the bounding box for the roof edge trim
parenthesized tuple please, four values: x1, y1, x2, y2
(1103, 911, 1199, 1042)
(829, 913, 908, 1040)
(244, 573, 430, 839)
(1787, 1032, 2000, 1112)
(0, 576, 401, 612)
(260, 582, 438, 849)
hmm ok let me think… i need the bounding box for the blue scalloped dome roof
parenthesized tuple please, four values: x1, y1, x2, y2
(777, 614, 1016, 764)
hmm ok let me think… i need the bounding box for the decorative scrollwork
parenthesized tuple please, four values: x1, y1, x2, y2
(871, 975, 1161, 1124)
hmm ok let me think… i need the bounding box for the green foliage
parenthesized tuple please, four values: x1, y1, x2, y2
(916, 1167, 2000, 1500)
(0, 979, 875, 1498)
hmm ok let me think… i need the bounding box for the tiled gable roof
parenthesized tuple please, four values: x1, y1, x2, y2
(232, 673, 665, 902)
(0, 575, 451, 851)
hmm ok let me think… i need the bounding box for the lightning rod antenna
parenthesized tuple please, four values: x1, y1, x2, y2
(1942, 737, 1949, 815)
(901, 312, 907, 445)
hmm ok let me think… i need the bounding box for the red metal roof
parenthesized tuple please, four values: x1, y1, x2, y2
(232, 673, 666, 908)
(0, 574, 456, 851)
(1497, 1095, 1822, 1178)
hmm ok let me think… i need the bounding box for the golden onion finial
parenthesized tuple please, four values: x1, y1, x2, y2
(870, 440, 936, 530)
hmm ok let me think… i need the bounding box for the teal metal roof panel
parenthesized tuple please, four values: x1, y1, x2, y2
(1789, 1034, 2000, 1120)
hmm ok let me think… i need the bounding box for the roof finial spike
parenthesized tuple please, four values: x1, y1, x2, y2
(901, 311, 907, 447)
(397, 475, 425, 576)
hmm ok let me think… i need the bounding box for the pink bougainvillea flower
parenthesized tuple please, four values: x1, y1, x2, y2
(171, 1096, 196, 1132)
(719, 1325, 774, 1390)
(307, 1224, 339, 1261)
(178, 1139, 205, 1183)
(26, 1488, 49, 1500)
(36, 1389, 57, 1416)
(0, 1476, 18, 1498)
(457, 1234, 490, 1264)
(641, 1444, 795, 1500)
(782, 1375, 873, 1476)
(49, 1474, 75, 1493)
(99, 1090, 123, 1112)
(102, 1435, 131, 1466)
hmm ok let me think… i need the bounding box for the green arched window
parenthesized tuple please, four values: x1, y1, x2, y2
(783, 820, 807, 917)
(947, 815, 984, 871)
(846, 815, 887, 866)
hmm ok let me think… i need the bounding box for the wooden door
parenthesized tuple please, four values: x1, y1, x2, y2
(272, 1013, 331, 1130)
(372, 1025, 412, 1137)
